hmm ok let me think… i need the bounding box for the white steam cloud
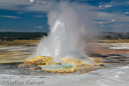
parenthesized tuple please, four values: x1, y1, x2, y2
(30, 0, 34, 3)
(33, 2, 97, 62)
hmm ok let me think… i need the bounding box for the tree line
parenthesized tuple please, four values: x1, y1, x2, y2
(0, 32, 48, 41)
(98, 32, 129, 39)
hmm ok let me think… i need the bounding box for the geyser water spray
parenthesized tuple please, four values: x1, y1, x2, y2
(34, 2, 95, 63)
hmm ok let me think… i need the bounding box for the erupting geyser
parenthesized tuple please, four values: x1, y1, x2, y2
(33, 2, 94, 63)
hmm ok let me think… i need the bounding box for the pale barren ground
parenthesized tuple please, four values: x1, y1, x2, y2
(0, 40, 129, 86)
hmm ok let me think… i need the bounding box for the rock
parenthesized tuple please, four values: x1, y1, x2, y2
(100, 64, 105, 66)
(18, 62, 37, 68)
(34, 67, 42, 70)
(0, 62, 23, 69)
(57, 62, 61, 65)
(101, 60, 120, 63)
(88, 54, 107, 58)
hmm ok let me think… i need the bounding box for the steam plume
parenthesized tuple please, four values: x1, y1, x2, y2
(33, 2, 97, 62)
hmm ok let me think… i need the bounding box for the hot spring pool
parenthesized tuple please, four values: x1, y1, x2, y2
(39, 64, 74, 70)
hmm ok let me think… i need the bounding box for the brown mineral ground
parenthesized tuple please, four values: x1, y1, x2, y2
(94, 49, 129, 55)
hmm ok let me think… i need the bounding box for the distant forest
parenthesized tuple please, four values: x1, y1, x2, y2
(0, 32, 48, 40)
(99, 32, 129, 39)
(0, 32, 129, 41)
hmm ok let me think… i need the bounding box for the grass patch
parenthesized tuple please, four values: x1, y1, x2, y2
(98, 39, 129, 43)
(0, 40, 39, 45)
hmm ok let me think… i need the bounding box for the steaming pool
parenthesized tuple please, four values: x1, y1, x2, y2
(39, 64, 74, 70)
